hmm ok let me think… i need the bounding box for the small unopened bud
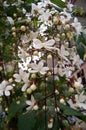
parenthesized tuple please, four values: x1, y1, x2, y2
(55, 107, 60, 112)
(33, 51, 39, 56)
(20, 25, 26, 31)
(12, 32, 16, 37)
(43, 105, 47, 111)
(0, 66, 2, 71)
(31, 74, 36, 79)
(16, 100, 20, 104)
(69, 87, 74, 93)
(13, 13, 17, 17)
(55, 89, 59, 95)
(47, 71, 52, 76)
(30, 83, 37, 91)
(48, 122, 53, 129)
(9, 78, 13, 83)
(74, 81, 80, 89)
(27, 88, 32, 94)
(47, 54, 52, 60)
(60, 98, 65, 104)
(64, 24, 70, 30)
(12, 26, 16, 32)
(33, 104, 39, 110)
(5, 107, 8, 112)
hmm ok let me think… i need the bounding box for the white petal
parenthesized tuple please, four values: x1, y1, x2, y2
(29, 70, 38, 73)
(26, 100, 32, 106)
(7, 17, 14, 25)
(78, 103, 86, 110)
(6, 85, 13, 91)
(46, 39, 55, 47)
(21, 83, 28, 92)
(19, 69, 24, 76)
(0, 90, 3, 96)
(40, 67, 49, 75)
(31, 95, 35, 102)
(38, 61, 44, 68)
(33, 39, 43, 49)
(5, 90, 10, 96)
(2, 80, 8, 88)
(13, 74, 21, 82)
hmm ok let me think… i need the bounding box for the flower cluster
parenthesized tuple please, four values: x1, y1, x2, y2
(0, 0, 86, 130)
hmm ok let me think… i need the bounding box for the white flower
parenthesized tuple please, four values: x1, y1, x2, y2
(71, 17, 82, 35)
(29, 31, 38, 40)
(13, 69, 29, 83)
(30, 83, 37, 91)
(60, 10, 72, 24)
(33, 38, 55, 50)
(26, 95, 36, 111)
(68, 91, 86, 110)
(38, 10, 51, 22)
(67, 2, 73, 12)
(20, 34, 30, 44)
(71, 52, 83, 68)
(74, 78, 83, 89)
(18, 46, 29, 60)
(7, 16, 14, 25)
(75, 91, 86, 110)
(3, 1, 9, 7)
(21, 82, 29, 92)
(0, 80, 13, 96)
(13, 69, 30, 91)
(30, 61, 49, 75)
(58, 45, 69, 61)
(31, 3, 44, 16)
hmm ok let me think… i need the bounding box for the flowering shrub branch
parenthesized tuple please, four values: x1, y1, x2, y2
(0, 0, 86, 130)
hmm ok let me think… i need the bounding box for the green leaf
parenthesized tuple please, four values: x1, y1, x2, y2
(57, 102, 86, 122)
(18, 111, 36, 130)
(50, 0, 65, 8)
(7, 97, 26, 121)
(77, 43, 85, 59)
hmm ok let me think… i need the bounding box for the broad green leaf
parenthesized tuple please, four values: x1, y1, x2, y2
(18, 111, 36, 130)
(57, 101, 86, 122)
(7, 97, 26, 121)
(77, 43, 85, 59)
(50, 0, 65, 8)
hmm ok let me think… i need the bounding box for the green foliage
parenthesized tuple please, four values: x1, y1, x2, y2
(76, 31, 86, 59)
(57, 101, 86, 123)
(7, 96, 26, 121)
(50, 0, 65, 8)
(18, 111, 36, 130)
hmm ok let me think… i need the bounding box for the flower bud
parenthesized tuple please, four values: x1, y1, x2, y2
(69, 87, 74, 93)
(16, 100, 20, 104)
(0, 66, 2, 71)
(48, 122, 53, 129)
(9, 78, 13, 83)
(33, 51, 39, 56)
(31, 74, 36, 79)
(13, 13, 17, 17)
(30, 83, 37, 91)
(12, 26, 16, 32)
(27, 88, 32, 94)
(42, 105, 47, 111)
(12, 32, 16, 37)
(74, 81, 80, 89)
(47, 54, 52, 60)
(55, 107, 60, 112)
(60, 98, 65, 104)
(33, 104, 39, 110)
(64, 24, 70, 30)
(55, 89, 59, 95)
(20, 25, 26, 31)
